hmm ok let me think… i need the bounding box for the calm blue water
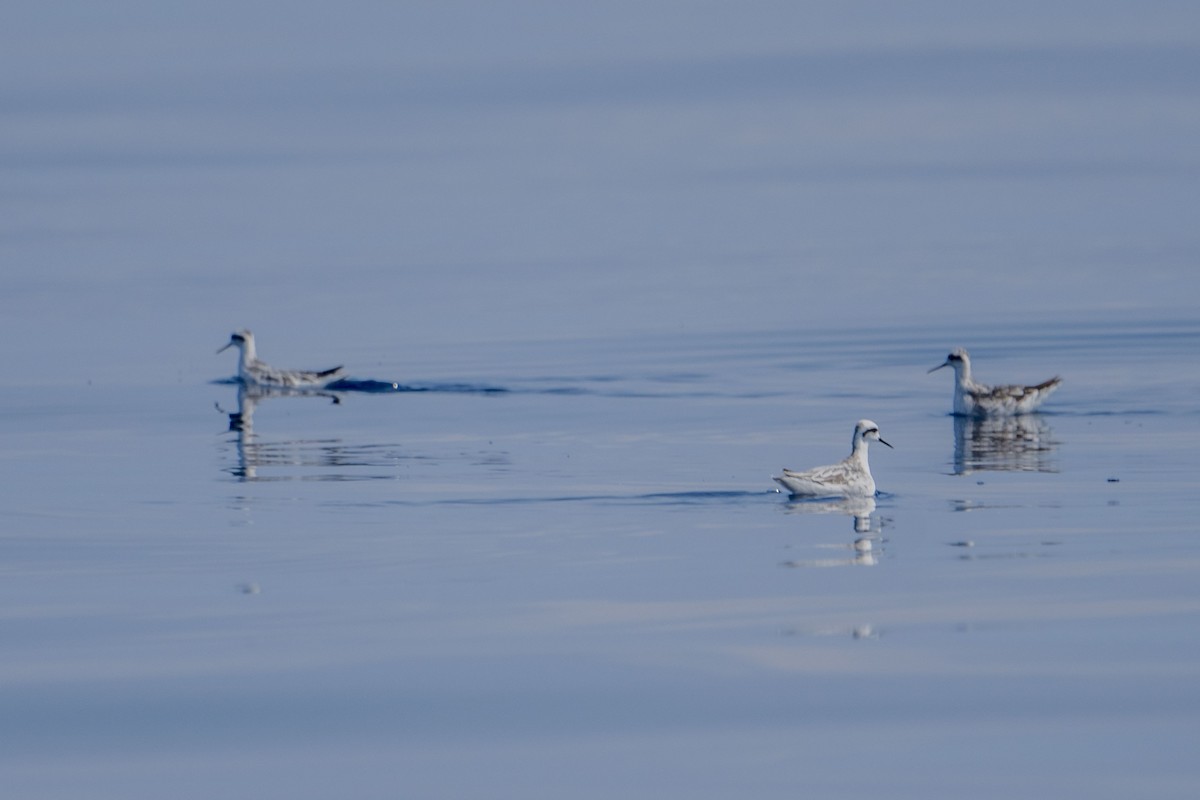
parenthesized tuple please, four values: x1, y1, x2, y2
(3, 3, 1200, 798)
(3, 319, 1199, 799)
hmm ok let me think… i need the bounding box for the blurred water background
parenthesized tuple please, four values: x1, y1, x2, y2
(2, 2, 1199, 798)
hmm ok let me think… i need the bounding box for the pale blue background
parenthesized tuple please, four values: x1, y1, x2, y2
(3, 1, 1198, 385)
(2, 3, 1199, 798)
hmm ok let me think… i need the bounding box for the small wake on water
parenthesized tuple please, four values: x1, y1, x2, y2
(373, 489, 774, 508)
(325, 378, 509, 394)
(212, 374, 775, 398)
(212, 376, 509, 394)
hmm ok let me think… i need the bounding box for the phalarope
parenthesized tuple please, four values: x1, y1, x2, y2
(218, 329, 346, 389)
(929, 347, 1061, 417)
(774, 420, 892, 498)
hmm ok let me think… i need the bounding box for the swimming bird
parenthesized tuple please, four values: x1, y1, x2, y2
(217, 329, 346, 389)
(774, 420, 892, 498)
(928, 347, 1061, 417)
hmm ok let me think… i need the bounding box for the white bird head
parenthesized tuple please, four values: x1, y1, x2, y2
(928, 347, 970, 375)
(854, 419, 893, 449)
(217, 329, 255, 356)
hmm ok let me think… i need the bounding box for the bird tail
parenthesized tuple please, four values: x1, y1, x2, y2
(1034, 376, 1062, 391)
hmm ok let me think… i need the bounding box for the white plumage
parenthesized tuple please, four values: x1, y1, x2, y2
(929, 348, 1060, 417)
(218, 329, 346, 389)
(774, 420, 892, 498)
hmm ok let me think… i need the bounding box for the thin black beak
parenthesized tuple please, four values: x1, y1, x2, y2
(217, 341, 234, 354)
(927, 361, 949, 374)
(878, 437, 894, 449)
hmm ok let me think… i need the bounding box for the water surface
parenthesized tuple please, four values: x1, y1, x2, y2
(2, 2, 1200, 798)
(3, 317, 1200, 799)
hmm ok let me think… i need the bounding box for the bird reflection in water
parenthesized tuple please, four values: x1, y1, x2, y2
(218, 383, 345, 481)
(779, 496, 883, 567)
(952, 414, 1059, 475)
